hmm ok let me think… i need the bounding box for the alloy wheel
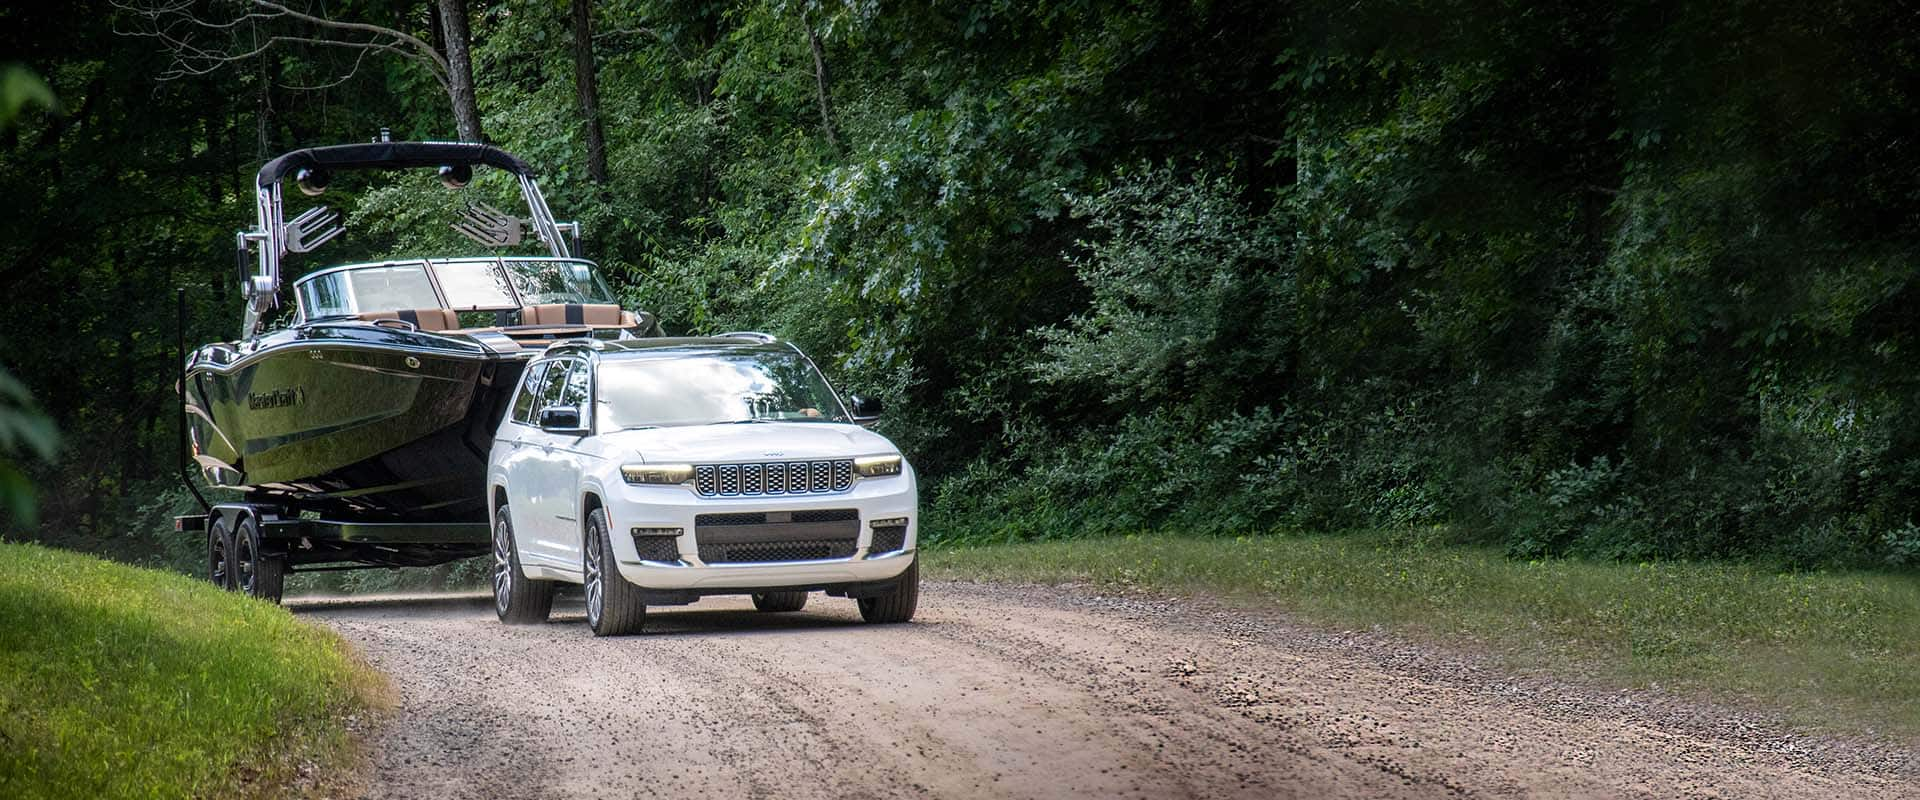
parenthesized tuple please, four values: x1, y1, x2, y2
(584, 523, 604, 628)
(492, 518, 513, 613)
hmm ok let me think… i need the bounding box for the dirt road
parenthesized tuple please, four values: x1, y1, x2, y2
(300, 582, 1914, 799)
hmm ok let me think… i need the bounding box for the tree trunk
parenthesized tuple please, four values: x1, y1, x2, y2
(569, 0, 608, 185)
(435, 0, 485, 143)
(805, 15, 839, 151)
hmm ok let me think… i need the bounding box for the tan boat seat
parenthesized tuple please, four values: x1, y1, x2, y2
(519, 303, 636, 328)
(358, 308, 461, 331)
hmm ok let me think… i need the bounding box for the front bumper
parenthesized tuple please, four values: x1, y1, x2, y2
(601, 472, 917, 592)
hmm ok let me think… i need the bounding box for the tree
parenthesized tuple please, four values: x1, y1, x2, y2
(569, 0, 607, 185)
(113, 0, 486, 142)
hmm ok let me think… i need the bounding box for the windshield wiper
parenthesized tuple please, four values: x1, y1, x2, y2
(709, 419, 770, 425)
(619, 425, 660, 431)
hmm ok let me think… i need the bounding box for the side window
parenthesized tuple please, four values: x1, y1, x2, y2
(559, 359, 591, 410)
(511, 362, 548, 424)
(536, 360, 573, 413)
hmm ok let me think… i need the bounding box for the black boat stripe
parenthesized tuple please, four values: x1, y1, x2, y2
(399, 309, 419, 326)
(564, 304, 583, 325)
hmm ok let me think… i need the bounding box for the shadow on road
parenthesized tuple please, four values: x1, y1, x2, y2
(286, 592, 493, 613)
(288, 591, 883, 638)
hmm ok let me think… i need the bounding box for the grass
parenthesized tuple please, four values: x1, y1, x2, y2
(0, 541, 389, 800)
(928, 530, 1920, 741)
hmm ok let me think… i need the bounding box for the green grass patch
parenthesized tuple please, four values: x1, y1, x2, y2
(928, 531, 1920, 741)
(0, 542, 388, 799)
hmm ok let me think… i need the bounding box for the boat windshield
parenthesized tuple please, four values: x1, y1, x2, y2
(595, 350, 849, 429)
(504, 259, 616, 305)
(295, 258, 616, 320)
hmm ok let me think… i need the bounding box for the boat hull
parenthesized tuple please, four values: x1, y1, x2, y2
(185, 324, 527, 523)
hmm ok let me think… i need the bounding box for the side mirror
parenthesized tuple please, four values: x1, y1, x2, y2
(539, 405, 585, 432)
(848, 394, 885, 425)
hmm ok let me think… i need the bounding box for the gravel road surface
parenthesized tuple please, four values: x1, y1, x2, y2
(298, 582, 1914, 799)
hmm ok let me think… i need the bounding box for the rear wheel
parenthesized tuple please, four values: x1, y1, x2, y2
(206, 518, 235, 589)
(752, 591, 808, 612)
(857, 560, 918, 624)
(493, 505, 554, 624)
(233, 518, 284, 604)
(584, 508, 645, 636)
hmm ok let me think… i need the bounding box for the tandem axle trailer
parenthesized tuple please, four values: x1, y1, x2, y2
(175, 505, 489, 604)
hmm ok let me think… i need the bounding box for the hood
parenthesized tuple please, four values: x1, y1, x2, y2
(597, 422, 900, 463)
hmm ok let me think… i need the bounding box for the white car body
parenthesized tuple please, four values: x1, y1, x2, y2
(486, 336, 918, 632)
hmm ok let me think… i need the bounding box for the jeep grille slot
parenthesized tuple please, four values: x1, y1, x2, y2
(694, 460, 854, 497)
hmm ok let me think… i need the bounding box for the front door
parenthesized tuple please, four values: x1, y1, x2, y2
(519, 360, 576, 565)
(540, 359, 592, 568)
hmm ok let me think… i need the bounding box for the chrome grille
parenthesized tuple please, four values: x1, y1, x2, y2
(694, 459, 855, 497)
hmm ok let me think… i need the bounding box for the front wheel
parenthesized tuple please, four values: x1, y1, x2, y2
(857, 560, 918, 624)
(584, 508, 646, 636)
(493, 505, 555, 624)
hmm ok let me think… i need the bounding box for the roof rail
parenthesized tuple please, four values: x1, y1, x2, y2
(715, 331, 778, 343)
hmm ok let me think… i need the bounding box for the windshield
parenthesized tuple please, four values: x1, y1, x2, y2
(344, 264, 438, 311)
(296, 258, 618, 319)
(506, 259, 616, 305)
(596, 350, 848, 429)
(434, 259, 518, 309)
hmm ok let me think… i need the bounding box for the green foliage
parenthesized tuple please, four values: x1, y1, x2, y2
(0, 542, 383, 798)
(0, 369, 58, 527)
(7, 0, 1920, 572)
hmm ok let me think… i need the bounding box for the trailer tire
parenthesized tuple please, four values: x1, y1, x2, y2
(857, 559, 918, 624)
(233, 517, 284, 604)
(584, 508, 645, 636)
(207, 517, 235, 590)
(752, 591, 808, 612)
(493, 506, 554, 624)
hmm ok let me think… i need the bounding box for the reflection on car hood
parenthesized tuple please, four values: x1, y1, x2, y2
(600, 422, 899, 463)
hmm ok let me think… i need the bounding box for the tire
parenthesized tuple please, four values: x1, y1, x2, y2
(858, 559, 918, 624)
(751, 591, 808, 612)
(207, 517, 235, 590)
(492, 505, 555, 624)
(233, 517, 285, 604)
(583, 508, 645, 636)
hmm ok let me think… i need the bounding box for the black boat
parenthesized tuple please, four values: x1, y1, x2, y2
(179, 139, 657, 591)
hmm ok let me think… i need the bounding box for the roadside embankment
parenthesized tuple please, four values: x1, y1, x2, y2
(0, 541, 387, 799)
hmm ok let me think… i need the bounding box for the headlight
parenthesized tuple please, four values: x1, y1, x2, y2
(621, 464, 694, 485)
(853, 454, 903, 478)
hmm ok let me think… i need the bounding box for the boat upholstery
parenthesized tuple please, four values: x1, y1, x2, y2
(358, 308, 462, 331)
(520, 303, 636, 328)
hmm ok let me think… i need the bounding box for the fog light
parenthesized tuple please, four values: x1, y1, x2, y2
(869, 517, 908, 528)
(630, 527, 683, 537)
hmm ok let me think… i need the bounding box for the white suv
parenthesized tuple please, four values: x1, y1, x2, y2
(486, 335, 919, 635)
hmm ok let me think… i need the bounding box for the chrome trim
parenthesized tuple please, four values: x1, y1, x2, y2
(186, 336, 511, 376)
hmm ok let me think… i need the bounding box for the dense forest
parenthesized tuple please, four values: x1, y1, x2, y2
(2, 0, 1918, 572)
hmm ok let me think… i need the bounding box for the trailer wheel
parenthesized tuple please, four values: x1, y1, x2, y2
(207, 517, 235, 590)
(752, 592, 808, 612)
(584, 508, 645, 636)
(493, 505, 554, 624)
(233, 518, 285, 604)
